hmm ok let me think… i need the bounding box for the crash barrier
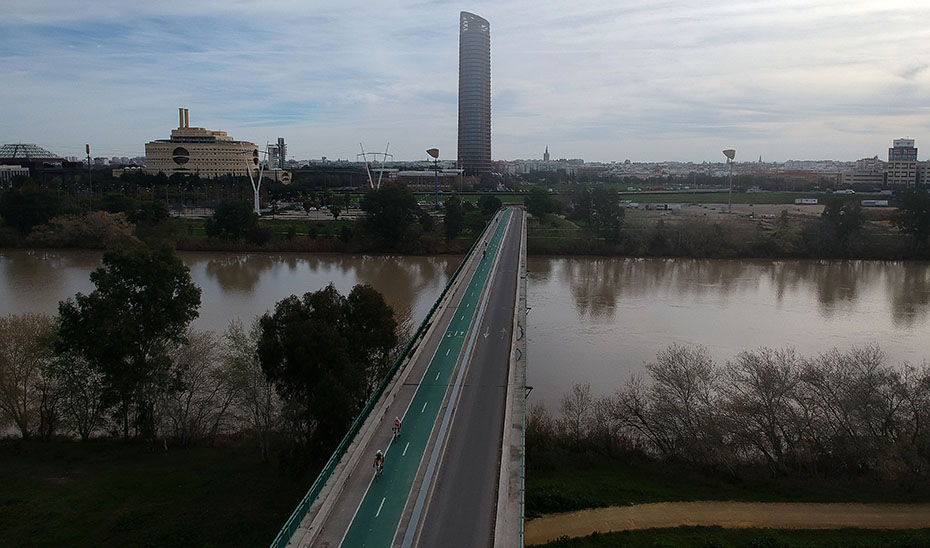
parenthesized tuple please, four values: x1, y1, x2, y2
(269, 213, 500, 548)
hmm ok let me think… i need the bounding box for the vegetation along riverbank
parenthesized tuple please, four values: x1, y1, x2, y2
(5, 169, 930, 260)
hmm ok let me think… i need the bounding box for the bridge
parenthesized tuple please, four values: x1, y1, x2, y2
(271, 207, 528, 548)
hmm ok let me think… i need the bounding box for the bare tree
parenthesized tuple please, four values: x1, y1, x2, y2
(0, 314, 55, 439)
(801, 345, 902, 470)
(163, 330, 235, 447)
(224, 319, 281, 461)
(721, 347, 803, 476)
(47, 352, 107, 441)
(559, 383, 593, 445)
(646, 343, 722, 463)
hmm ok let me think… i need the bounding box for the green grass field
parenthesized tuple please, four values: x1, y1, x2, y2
(0, 440, 311, 548)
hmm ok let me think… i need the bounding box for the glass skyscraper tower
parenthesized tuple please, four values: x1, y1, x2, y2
(457, 11, 491, 175)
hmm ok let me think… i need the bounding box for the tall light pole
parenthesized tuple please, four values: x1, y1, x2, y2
(723, 149, 736, 213)
(427, 148, 440, 206)
(86, 144, 93, 200)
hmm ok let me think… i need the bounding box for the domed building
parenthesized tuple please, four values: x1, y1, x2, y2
(0, 143, 66, 166)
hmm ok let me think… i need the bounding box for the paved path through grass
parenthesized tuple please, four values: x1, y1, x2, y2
(525, 502, 930, 546)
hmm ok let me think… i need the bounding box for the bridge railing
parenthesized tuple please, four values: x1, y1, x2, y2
(269, 217, 495, 548)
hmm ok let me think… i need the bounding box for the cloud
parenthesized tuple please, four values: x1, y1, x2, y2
(1, 0, 930, 161)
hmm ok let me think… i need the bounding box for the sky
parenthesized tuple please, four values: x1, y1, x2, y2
(2, 1, 930, 163)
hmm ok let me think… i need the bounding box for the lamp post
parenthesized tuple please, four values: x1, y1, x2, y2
(427, 148, 440, 206)
(86, 144, 93, 200)
(723, 149, 736, 213)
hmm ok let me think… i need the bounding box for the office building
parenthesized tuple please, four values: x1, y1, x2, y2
(457, 11, 491, 175)
(145, 108, 259, 179)
(0, 165, 29, 187)
(887, 138, 918, 187)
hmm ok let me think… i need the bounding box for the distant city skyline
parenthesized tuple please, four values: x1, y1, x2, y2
(2, 1, 930, 163)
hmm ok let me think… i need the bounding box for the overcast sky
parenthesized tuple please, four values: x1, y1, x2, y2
(2, 1, 930, 163)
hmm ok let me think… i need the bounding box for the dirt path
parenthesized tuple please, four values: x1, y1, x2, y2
(525, 501, 930, 545)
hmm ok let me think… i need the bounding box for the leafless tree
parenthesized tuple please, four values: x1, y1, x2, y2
(47, 352, 107, 441)
(0, 314, 55, 439)
(162, 330, 235, 447)
(224, 319, 281, 461)
(646, 343, 722, 463)
(720, 347, 804, 476)
(801, 345, 903, 471)
(559, 383, 593, 445)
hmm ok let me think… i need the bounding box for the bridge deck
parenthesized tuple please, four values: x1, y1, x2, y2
(287, 208, 525, 548)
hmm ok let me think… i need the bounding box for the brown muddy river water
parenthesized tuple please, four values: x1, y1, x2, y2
(3, 250, 930, 407)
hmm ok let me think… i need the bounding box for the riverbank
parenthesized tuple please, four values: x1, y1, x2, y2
(528, 526, 930, 547)
(526, 449, 930, 518)
(527, 502, 930, 545)
(0, 440, 310, 548)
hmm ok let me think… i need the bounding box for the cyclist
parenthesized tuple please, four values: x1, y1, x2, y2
(374, 449, 384, 474)
(392, 417, 402, 438)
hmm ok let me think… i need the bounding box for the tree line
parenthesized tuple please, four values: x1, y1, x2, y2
(530, 344, 930, 483)
(0, 178, 500, 254)
(0, 246, 406, 465)
(525, 185, 930, 259)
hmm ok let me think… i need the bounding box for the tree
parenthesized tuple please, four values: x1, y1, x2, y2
(893, 189, 930, 251)
(443, 195, 465, 239)
(46, 351, 107, 441)
(257, 283, 397, 453)
(328, 201, 342, 221)
(162, 329, 236, 447)
(569, 186, 593, 223)
(590, 186, 624, 242)
(204, 199, 258, 241)
(57, 246, 201, 440)
(477, 194, 502, 217)
(224, 319, 281, 461)
(721, 347, 803, 476)
(0, 185, 60, 235)
(525, 187, 555, 218)
(360, 183, 423, 245)
(0, 314, 55, 438)
(820, 196, 863, 248)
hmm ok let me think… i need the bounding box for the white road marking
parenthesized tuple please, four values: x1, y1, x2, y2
(421, 402, 428, 413)
(376, 497, 385, 517)
(403, 442, 409, 456)
(445, 349, 450, 356)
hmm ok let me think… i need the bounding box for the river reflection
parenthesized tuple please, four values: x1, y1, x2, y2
(0, 250, 460, 335)
(5, 251, 930, 410)
(528, 257, 930, 408)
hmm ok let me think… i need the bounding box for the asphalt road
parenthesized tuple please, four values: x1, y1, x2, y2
(325, 209, 518, 548)
(415, 208, 522, 547)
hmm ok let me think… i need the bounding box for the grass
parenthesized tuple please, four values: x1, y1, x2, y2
(529, 527, 930, 548)
(526, 449, 930, 517)
(0, 440, 312, 548)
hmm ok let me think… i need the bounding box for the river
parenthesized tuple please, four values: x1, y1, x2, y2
(3, 250, 930, 408)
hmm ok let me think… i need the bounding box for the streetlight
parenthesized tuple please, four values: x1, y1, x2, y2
(723, 149, 736, 213)
(427, 148, 440, 206)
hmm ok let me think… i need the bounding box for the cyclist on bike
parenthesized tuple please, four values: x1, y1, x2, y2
(393, 416, 402, 438)
(374, 449, 384, 473)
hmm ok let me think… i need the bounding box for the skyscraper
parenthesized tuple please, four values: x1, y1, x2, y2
(458, 11, 491, 175)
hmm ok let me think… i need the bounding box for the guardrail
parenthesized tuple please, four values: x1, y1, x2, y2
(269, 215, 497, 548)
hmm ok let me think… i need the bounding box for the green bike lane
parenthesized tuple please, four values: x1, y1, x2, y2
(339, 209, 513, 548)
